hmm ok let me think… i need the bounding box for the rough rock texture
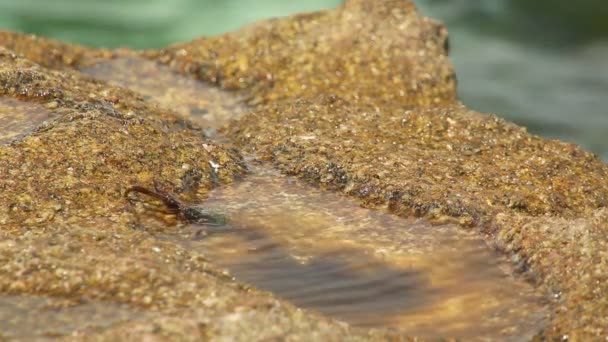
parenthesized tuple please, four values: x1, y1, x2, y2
(1, 0, 608, 340)
(151, 0, 607, 339)
(0, 31, 110, 70)
(146, 0, 455, 108)
(0, 48, 245, 227)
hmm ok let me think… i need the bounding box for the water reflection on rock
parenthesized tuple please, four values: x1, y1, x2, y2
(0, 96, 58, 145)
(81, 57, 248, 130)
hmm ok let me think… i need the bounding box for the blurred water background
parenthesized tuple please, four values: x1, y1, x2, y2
(1, 0, 607, 159)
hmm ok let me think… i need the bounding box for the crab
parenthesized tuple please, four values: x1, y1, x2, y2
(125, 181, 227, 226)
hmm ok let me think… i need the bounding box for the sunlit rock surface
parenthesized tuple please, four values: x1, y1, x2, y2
(1, 0, 607, 340)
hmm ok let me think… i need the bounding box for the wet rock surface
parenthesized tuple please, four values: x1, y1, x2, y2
(1, 0, 607, 340)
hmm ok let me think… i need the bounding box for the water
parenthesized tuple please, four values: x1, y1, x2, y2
(79, 58, 548, 339)
(0, 96, 59, 145)
(2, 0, 606, 159)
(166, 162, 546, 340)
(0, 0, 342, 49)
(80, 57, 249, 130)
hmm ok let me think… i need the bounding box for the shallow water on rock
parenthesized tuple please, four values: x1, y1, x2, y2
(165, 161, 547, 340)
(80, 57, 249, 131)
(0, 96, 58, 145)
(0, 295, 144, 339)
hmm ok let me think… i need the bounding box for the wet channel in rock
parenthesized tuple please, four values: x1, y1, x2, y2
(0, 96, 59, 145)
(83, 57, 548, 340)
(161, 161, 547, 340)
(80, 57, 249, 131)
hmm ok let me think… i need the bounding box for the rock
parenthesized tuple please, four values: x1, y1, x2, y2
(147, 0, 454, 107)
(0, 34, 366, 342)
(154, 0, 608, 338)
(1, 0, 608, 340)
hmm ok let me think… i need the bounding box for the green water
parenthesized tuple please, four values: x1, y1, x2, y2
(1, 0, 607, 159)
(416, 0, 608, 160)
(0, 0, 341, 48)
